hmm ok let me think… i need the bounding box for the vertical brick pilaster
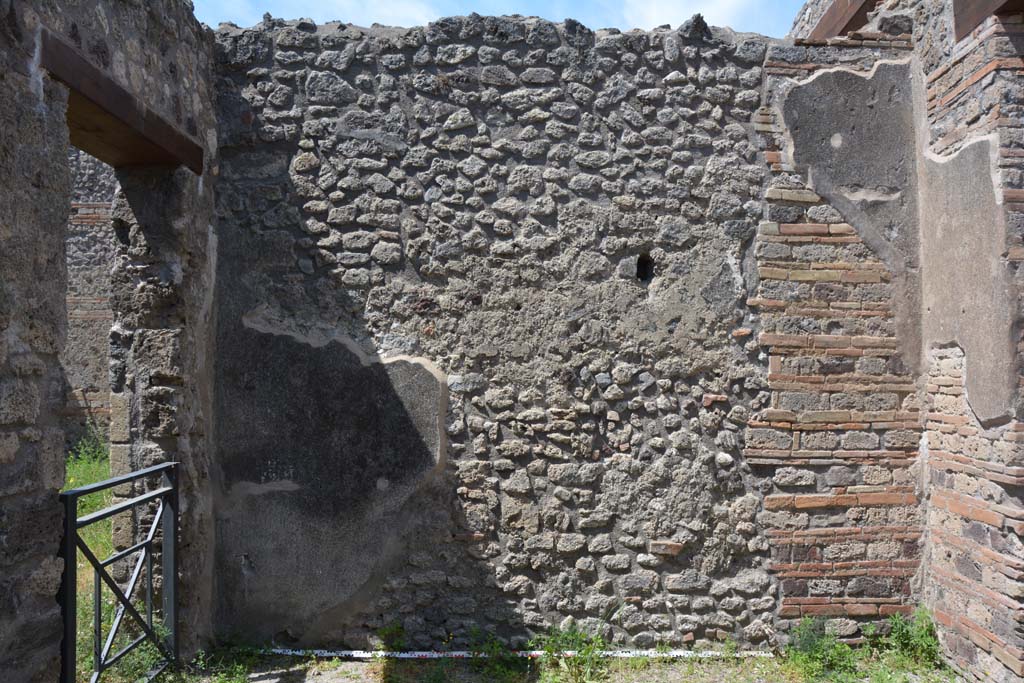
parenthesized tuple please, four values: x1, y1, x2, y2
(921, 347, 1024, 681)
(748, 99, 922, 640)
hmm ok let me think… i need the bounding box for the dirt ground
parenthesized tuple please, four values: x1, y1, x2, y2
(213, 655, 794, 683)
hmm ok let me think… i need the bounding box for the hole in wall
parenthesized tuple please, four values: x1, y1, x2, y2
(636, 253, 655, 283)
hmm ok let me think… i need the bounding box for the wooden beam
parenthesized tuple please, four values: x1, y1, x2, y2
(808, 0, 880, 41)
(954, 0, 1024, 41)
(38, 28, 204, 175)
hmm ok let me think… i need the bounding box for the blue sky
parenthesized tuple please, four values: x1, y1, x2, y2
(192, 0, 806, 38)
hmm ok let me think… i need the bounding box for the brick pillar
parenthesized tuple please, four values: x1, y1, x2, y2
(921, 354, 1024, 681)
(747, 101, 922, 640)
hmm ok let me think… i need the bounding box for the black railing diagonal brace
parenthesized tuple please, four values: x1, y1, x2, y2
(59, 461, 179, 683)
(96, 634, 148, 676)
(97, 502, 163, 670)
(75, 537, 174, 663)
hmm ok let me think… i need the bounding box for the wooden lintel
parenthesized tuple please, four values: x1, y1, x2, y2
(954, 0, 1024, 41)
(808, 0, 880, 41)
(38, 28, 204, 175)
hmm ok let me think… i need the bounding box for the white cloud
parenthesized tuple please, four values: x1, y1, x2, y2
(194, 0, 264, 27)
(621, 0, 755, 31)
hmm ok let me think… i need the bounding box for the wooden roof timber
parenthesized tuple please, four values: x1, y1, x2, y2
(954, 0, 1024, 41)
(38, 28, 204, 175)
(809, 0, 1024, 43)
(807, 0, 880, 40)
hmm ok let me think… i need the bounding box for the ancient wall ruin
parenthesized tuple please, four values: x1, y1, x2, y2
(211, 15, 778, 649)
(785, 3, 1024, 681)
(0, 13, 72, 680)
(751, 42, 925, 640)
(1, 0, 219, 679)
(4, 0, 1024, 681)
(61, 150, 117, 445)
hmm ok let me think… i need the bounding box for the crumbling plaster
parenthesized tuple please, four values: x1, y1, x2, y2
(778, 59, 1015, 425)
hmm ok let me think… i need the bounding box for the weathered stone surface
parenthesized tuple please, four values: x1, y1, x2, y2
(212, 13, 773, 650)
(13, 2, 1024, 679)
(0, 6, 208, 683)
(0, 39, 70, 683)
(61, 151, 117, 447)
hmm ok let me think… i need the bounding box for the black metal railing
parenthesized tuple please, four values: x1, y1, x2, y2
(59, 462, 179, 683)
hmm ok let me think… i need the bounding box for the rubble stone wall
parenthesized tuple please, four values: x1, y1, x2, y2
(211, 16, 780, 649)
(205, 4, 1024, 664)
(7, 0, 1024, 679)
(61, 150, 117, 445)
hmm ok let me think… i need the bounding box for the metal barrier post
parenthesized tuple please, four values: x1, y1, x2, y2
(58, 461, 180, 682)
(60, 493, 78, 683)
(162, 464, 178, 662)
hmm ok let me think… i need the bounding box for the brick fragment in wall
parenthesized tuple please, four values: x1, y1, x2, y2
(920, 346, 1024, 680)
(758, 34, 1024, 683)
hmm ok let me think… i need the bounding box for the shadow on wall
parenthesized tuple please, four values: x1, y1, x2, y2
(210, 15, 777, 653)
(208, 20, 526, 648)
(211, 166, 530, 648)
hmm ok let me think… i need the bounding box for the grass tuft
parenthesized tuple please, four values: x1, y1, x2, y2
(783, 609, 955, 683)
(532, 626, 608, 683)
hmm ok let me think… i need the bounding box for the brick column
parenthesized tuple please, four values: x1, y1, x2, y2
(749, 51, 923, 638)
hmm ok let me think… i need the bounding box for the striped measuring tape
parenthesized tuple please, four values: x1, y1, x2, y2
(266, 647, 775, 660)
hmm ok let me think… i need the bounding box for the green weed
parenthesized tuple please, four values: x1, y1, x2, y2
(64, 430, 183, 683)
(468, 627, 532, 683)
(377, 622, 408, 652)
(785, 609, 951, 683)
(532, 626, 608, 683)
(784, 617, 859, 682)
(886, 607, 942, 667)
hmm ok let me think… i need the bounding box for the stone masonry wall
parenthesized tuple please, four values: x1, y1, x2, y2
(0, 13, 71, 681)
(792, 1, 1024, 680)
(61, 149, 118, 446)
(211, 15, 779, 649)
(6, 0, 1024, 678)
(915, 6, 1024, 682)
(20, 0, 213, 142)
(923, 346, 1024, 682)
(789, 0, 835, 38)
(0, 1, 219, 677)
